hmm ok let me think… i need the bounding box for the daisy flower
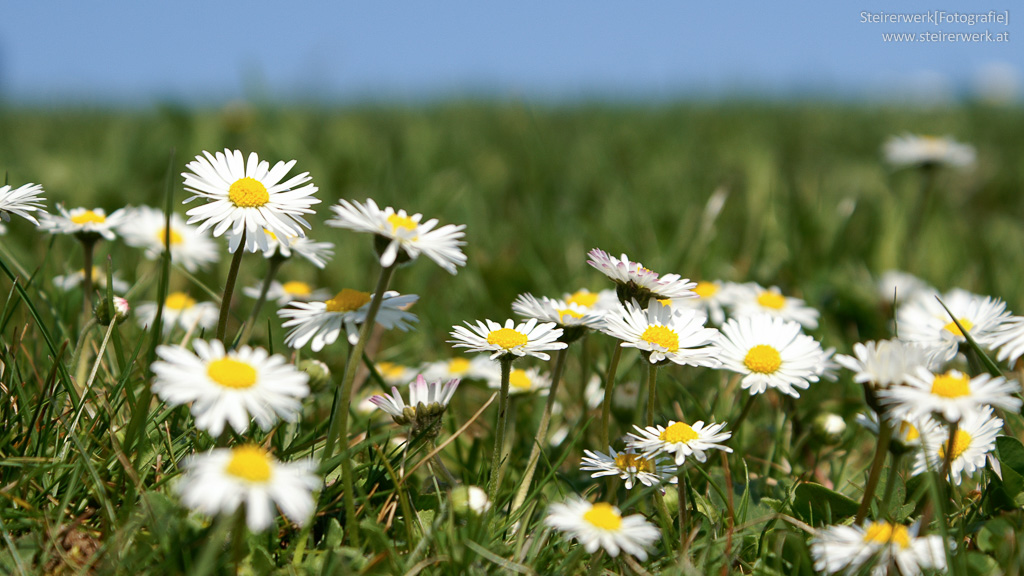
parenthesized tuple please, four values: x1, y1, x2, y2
(370, 375, 459, 434)
(717, 314, 828, 398)
(421, 356, 500, 382)
(512, 293, 607, 332)
(545, 498, 660, 560)
(279, 289, 418, 351)
(135, 292, 218, 335)
(151, 340, 310, 435)
(878, 367, 1021, 423)
(809, 520, 948, 576)
(182, 149, 320, 253)
(176, 445, 320, 532)
(327, 198, 466, 274)
(53, 267, 130, 293)
(243, 280, 330, 306)
(912, 406, 1002, 485)
(487, 367, 551, 395)
(0, 182, 47, 225)
(374, 361, 420, 387)
(601, 300, 721, 367)
(586, 248, 697, 304)
(728, 283, 820, 329)
(896, 288, 1009, 365)
(117, 206, 220, 272)
(876, 270, 935, 305)
(562, 288, 620, 314)
(449, 318, 567, 361)
(673, 280, 738, 325)
(38, 206, 128, 241)
(987, 315, 1024, 368)
(855, 412, 929, 454)
(627, 419, 733, 466)
(835, 339, 932, 391)
(883, 133, 975, 168)
(259, 229, 334, 269)
(580, 447, 676, 489)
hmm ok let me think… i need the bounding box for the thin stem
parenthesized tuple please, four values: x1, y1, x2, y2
(855, 422, 893, 524)
(510, 347, 570, 515)
(646, 361, 659, 427)
(217, 231, 247, 343)
(731, 393, 758, 434)
(941, 420, 960, 488)
(487, 357, 514, 506)
(879, 452, 904, 521)
(600, 345, 623, 448)
(80, 237, 97, 315)
(678, 470, 690, 559)
(236, 256, 284, 347)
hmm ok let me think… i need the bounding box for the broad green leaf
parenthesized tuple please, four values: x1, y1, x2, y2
(792, 483, 859, 525)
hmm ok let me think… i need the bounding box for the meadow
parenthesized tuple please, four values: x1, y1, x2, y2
(1, 101, 1024, 575)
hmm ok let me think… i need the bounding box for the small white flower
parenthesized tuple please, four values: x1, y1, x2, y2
(896, 288, 1009, 365)
(136, 292, 218, 335)
(728, 283, 820, 329)
(601, 300, 720, 367)
(176, 445, 320, 532)
(912, 406, 1003, 486)
(369, 375, 459, 427)
(883, 133, 975, 168)
(279, 289, 419, 351)
(586, 248, 697, 302)
(152, 340, 310, 435)
(876, 270, 935, 305)
(117, 206, 220, 272)
(182, 149, 320, 253)
(879, 367, 1021, 424)
(243, 280, 330, 306)
(810, 520, 948, 576)
(580, 447, 676, 489)
(0, 182, 47, 225)
(626, 419, 733, 466)
(259, 229, 334, 269)
(834, 339, 933, 391)
(420, 356, 500, 382)
(855, 412, 928, 451)
(673, 280, 739, 325)
(487, 366, 551, 395)
(328, 198, 466, 273)
(53, 267, 130, 294)
(38, 205, 128, 241)
(512, 293, 606, 331)
(561, 288, 621, 314)
(449, 318, 567, 361)
(717, 314, 828, 398)
(374, 361, 420, 387)
(987, 315, 1024, 369)
(545, 497, 660, 560)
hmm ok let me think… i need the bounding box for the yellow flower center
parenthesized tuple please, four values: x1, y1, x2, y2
(938, 429, 973, 461)
(558, 309, 583, 323)
(930, 371, 971, 398)
(448, 357, 471, 374)
(164, 292, 196, 311)
(756, 291, 787, 310)
(898, 421, 920, 442)
(566, 290, 599, 308)
(157, 227, 184, 246)
(744, 344, 782, 374)
(640, 325, 679, 352)
(325, 289, 372, 313)
(863, 521, 911, 549)
(943, 317, 974, 337)
(487, 328, 528, 350)
(693, 281, 719, 299)
(282, 281, 312, 296)
(660, 421, 699, 444)
(387, 213, 418, 232)
(225, 446, 273, 483)
(228, 177, 269, 208)
(510, 369, 532, 390)
(376, 362, 405, 379)
(582, 503, 622, 531)
(70, 210, 106, 225)
(206, 357, 258, 389)
(614, 453, 654, 473)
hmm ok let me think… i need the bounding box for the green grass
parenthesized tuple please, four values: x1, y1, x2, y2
(2, 101, 1024, 574)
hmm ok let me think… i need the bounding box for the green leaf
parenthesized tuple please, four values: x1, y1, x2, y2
(965, 551, 1001, 576)
(791, 483, 859, 526)
(995, 436, 1024, 499)
(977, 518, 1014, 554)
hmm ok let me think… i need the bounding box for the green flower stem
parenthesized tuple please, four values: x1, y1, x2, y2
(855, 422, 893, 524)
(509, 347, 570, 515)
(599, 344, 623, 449)
(80, 236, 98, 315)
(941, 420, 960, 487)
(487, 356, 515, 505)
(678, 470, 690, 558)
(321, 261, 396, 548)
(646, 361, 660, 427)
(730, 394, 757, 435)
(216, 230, 247, 343)
(236, 256, 284, 347)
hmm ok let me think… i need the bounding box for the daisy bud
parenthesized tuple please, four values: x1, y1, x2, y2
(812, 413, 847, 445)
(94, 296, 130, 326)
(452, 485, 491, 516)
(297, 359, 331, 389)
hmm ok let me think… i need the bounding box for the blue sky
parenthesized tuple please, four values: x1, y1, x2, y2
(2, 1, 1020, 104)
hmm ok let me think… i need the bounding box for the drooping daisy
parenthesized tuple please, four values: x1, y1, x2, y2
(279, 289, 418, 351)
(717, 314, 828, 398)
(627, 419, 733, 466)
(835, 339, 933, 391)
(728, 283, 820, 329)
(876, 270, 935, 306)
(420, 356, 500, 382)
(580, 447, 676, 489)
(182, 149, 320, 253)
(327, 198, 466, 274)
(259, 229, 334, 269)
(512, 293, 607, 332)
(896, 288, 1009, 365)
(38, 206, 128, 241)
(176, 445, 320, 532)
(136, 292, 219, 335)
(883, 133, 975, 168)
(117, 206, 220, 272)
(53, 267, 130, 294)
(545, 498, 661, 560)
(809, 520, 948, 576)
(912, 406, 1002, 485)
(243, 280, 330, 306)
(449, 318, 567, 361)
(487, 367, 551, 395)
(0, 182, 47, 225)
(601, 300, 721, 367)
(152, 340, 310, 435)
(370, 375, 460, 435)
(878, 367, 1021, 424)
(586, 248, 697, 305)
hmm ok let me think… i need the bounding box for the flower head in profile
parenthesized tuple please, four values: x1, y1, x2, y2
(118, 206, 220, 272)
(602, 300, 720, 367)
(0, 182, 47, 225)
(136, 292, 218, 335)
(486, 366, 551, 395)
(370, 375, 459, 437)
(580, 447, 676, 489)
(912, 406, 1002, 485)
(717, 314, 828, 398)
(728, 283, 820, 329)
(420, 356, 500, 382)
(879, 367, 1021, 424)
(151, 340, 310, 435)
(512, 293, 607, 338)
(259, 229, 334, 269)
(586, 248, 697, 306)
(896, 288, 1009, 365)
(176, 445, 320, 532)
(627, 419, 733, 466)
(182, 149, 320, 253)
(449, 318, 566, 361)
(279, 289, 418, 351)
(545, 498, 660, 561)
(328, 198, 466, 274)
(243, 280, 330, 306)
(810, 520, 948, 576)
(883, 133, 975, 169)
(38, 206, 128, 242)
(835, 340, 932, 391)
